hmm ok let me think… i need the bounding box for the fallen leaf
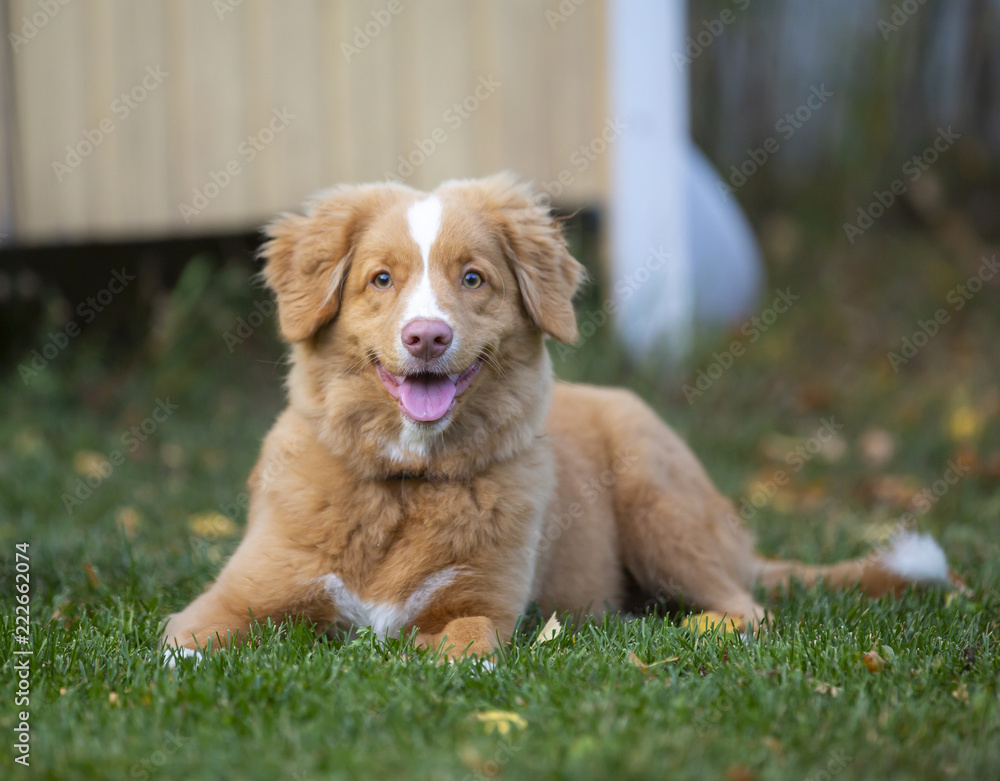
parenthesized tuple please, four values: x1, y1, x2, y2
(82, 562, 101, 589)
(473, 711, 527, 735)
(814, 681, 842, 697)
(627, 651, 648, 671)
(684, 611, 739, 634)
(726, 764, 757, 781)
(627, 651, 680, 672)
(862, 647, 886, 673)
(868, 475, 921, 507)
(531, 613, 562, 647)
(859, 428, 895, 468)
(948, 405, 983, 441)
(115, 506, 142, 539)
(73, 450, 109, 478)
(160, 443, 185, 469)
(951, 683, 969, 703)
(188, 512, 238, 539)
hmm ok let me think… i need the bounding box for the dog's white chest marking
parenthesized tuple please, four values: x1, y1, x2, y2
(319, 566, 460, 638)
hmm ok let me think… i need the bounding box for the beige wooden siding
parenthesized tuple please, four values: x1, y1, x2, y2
(4, 0, 608, 244)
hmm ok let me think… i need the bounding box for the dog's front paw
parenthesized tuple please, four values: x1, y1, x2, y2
(162, 646, 203, 669)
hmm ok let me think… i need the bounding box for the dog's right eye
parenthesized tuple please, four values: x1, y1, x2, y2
(371, 272, 393, 290)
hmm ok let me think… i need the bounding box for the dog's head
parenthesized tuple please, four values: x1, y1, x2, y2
(261, 173, 584, 476)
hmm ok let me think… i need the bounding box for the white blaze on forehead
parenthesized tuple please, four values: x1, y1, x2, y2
(402, 195, 448, 324)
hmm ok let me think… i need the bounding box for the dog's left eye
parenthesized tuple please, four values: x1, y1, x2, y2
(371, 271, 393, 289)
(462, 271, 483, 289)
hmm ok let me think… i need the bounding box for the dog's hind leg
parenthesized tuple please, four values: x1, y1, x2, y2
(600, 390, 766, 629)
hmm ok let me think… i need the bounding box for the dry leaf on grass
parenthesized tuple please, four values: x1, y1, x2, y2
(948, 405, 983, 441)
(814, 681, 842, 697)
(73, 450, 109, 478)
(188, 512, 238, 538)
(531, 613, 562, 647)
(82, 562, 101, 589)
(859, 428, 895, 468)
(862, 647, 886, 673)
(627, 651, 680, 672)
(115, 506, 142, 539)
(684, 612, 740, 634)
(473, 711, 527, 736)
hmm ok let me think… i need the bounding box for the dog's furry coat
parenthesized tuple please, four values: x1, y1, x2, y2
(164, 174, 958, 658)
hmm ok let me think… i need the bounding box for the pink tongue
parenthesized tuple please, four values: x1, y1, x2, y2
(397, 375, 457, 422)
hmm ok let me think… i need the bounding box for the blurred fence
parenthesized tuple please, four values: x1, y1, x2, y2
(3, 0, 999, 247)
(1, 0, 608, 244)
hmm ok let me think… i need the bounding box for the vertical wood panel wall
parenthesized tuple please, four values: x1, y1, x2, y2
(5, 0, 608, 244)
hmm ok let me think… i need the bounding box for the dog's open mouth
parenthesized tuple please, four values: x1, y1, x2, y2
(375, 360, 482, 423)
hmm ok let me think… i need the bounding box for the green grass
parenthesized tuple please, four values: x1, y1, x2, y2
(1, 223, 998, 780)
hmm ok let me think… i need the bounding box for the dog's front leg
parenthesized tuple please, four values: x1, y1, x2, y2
(162, 527, 335, 654)
(409, 581, 522, 662)
(413, 616, 505, 661)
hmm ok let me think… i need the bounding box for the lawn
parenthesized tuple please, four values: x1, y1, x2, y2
(1, 217, 998, 780)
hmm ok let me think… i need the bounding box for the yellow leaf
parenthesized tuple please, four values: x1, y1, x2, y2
(188, 512, 238, 538)
(473, 711, 527, 735)
(627, 651, 648, 672)
(115, 506, 142, 539)
(531, 613, 562, 647)
(627, 651, 680, 672)
(948, 405, 983, 441)
(73, 450, 109, 478)
(684, 611, 739, 634)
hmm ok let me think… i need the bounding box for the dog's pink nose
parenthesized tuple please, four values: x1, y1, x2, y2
(401, 318, 453, 361)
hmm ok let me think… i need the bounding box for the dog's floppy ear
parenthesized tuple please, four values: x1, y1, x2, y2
(478, 173, 586, 344)
(260, 184, 400, 342)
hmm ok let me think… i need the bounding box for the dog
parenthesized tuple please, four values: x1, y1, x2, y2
(163, 173, 961, 660)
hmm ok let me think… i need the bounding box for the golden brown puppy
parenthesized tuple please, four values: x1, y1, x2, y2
(163, 173, 960, 661)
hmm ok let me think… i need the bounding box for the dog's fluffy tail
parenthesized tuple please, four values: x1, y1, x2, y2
(754, 531, 967, 598)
